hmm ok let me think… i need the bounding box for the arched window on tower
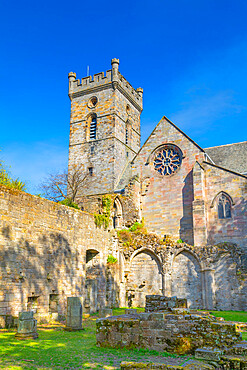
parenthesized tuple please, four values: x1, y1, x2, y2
(86, 114, 97, 141)
(217, 192, 232, 219)
(90, 114, 97, 140)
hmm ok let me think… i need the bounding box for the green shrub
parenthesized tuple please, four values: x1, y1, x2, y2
(94, 195, 112, 229)
(59, 198, 80, 209)
(107, 254, 118, 264)
(0, 163, 26, 191)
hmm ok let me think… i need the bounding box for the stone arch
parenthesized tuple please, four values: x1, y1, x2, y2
(171, 249, 202, 308)
(145, 143, 184, 165)
(84, 248, 101, 313)
(127, 248, 163, 307)
(210, 191, 234, 208)
(113, 197, 123, 229)
(211, 191, 234, 219)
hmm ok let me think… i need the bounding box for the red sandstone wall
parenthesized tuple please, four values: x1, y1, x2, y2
(132, 117, 204, 244)
(204, 163, 247, 251)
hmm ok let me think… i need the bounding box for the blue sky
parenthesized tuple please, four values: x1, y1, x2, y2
(0, 0, 247, 193)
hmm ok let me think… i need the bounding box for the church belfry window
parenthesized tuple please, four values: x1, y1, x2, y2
(217, 193, 232, 219)
(89, 115, 97, 140)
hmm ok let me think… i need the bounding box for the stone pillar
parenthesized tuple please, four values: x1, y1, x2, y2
(68, 72, 76, 98)
(15, 311, 38, 339)
(201, 268, 215, 310)
(65, 297, 83, 331)
(111, 58, 119, 89)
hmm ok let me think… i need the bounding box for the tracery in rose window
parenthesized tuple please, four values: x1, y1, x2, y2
(153, 145, 182, 176)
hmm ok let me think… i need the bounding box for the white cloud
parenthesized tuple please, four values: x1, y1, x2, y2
(170, 89, 245, 133)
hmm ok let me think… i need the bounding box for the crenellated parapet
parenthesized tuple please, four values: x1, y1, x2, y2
(68, 59, 143, 111)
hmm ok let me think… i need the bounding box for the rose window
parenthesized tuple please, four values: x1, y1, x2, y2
(153, 145, 182, 176)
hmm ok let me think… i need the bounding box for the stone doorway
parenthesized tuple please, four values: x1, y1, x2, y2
(171, 250, 202, 308)
(127, 249, 162, 307)
(84, 249, 101, 313)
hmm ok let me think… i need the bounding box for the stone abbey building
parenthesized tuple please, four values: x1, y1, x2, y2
(0, 59, 246, 322)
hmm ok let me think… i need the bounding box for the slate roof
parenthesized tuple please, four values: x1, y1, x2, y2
(204, 141, 247, 175)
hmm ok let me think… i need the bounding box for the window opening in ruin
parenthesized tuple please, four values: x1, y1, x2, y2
(49, 294, 59, 313)
(27, 296, 39, 313)
(218, 193, 232, 219)
(113, 198, 123, 229)
(88, 167, 93, 176)
(90, 115, 97, 140)
(86, 249, 99, 263)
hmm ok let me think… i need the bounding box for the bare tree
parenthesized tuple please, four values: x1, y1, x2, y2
(40, 165, 88, 203)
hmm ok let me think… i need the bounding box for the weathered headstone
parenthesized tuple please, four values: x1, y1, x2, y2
(15, 311, 38, 339)
(99, 308, 113, 318)
(125, 308, 137, 315)
(65, 297, 83, 331)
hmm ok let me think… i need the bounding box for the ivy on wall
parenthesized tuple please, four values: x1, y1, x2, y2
(94, 195, 112, 229)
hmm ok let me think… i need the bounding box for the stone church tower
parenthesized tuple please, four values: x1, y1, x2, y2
(68, 59, 143, 199)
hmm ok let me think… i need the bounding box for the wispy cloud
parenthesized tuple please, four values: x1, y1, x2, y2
(1, 140, 68, 194)
(170, 89, 245, 133)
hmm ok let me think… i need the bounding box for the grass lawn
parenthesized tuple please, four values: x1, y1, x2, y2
(0, 309, 246, 369)
(209, 310, 247, 323)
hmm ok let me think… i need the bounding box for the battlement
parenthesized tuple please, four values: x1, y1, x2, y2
(68, 59, 143, 110)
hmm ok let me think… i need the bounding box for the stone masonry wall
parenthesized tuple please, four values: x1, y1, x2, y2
(145, 295, 187, 311)
(203, 162, 247, 252)
(0, 185, 113, 319)
(68, 59, 142, 199)
(132, 117, 205, 244)
(96, 310, 242, 354)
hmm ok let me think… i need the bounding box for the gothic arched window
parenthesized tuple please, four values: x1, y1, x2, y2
(217, 193, 232, 219)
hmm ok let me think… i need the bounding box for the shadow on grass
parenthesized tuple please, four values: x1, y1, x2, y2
(0, 317, 186, 370)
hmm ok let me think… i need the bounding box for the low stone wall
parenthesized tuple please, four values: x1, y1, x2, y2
(120, 361, 214, 369)
(145, 295, 187, 312)
(96, 309, 242, 354)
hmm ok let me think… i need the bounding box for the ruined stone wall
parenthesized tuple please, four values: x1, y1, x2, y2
(96, 310, 242, 354)
(0, 185, 113, 318)
(118, 230, 246, 310)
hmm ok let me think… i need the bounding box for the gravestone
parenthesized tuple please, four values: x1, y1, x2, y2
(15, 311, 38, 339)
(99, 308, 113, 318)
(125, 309, 137, 315)
(65, 297, 83, 331)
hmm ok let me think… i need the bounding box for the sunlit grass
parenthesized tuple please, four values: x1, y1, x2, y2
(0, 309, 246, 369)
(210, 310, 247, 322)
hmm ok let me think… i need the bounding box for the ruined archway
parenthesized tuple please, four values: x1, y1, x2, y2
(127, 248, 162, 307)
(113, 197, 123, 229)
(171, 250, 202, 308)
(84, 249, 101, 313)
